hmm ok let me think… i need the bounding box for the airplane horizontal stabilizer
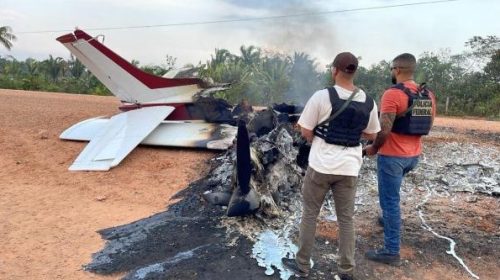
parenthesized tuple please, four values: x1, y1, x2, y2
(60, 118, 237, 151)
(68, 106, 174, 171)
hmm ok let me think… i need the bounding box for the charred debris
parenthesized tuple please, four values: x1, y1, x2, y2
(201, 101, 307, 219)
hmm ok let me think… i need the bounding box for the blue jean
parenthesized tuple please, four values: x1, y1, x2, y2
(377, 155, 419, 254)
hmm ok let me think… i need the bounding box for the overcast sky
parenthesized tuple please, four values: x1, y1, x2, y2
(1, 0, 499, 69)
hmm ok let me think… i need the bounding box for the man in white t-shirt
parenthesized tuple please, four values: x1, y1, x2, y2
(282, 52, 380, 280)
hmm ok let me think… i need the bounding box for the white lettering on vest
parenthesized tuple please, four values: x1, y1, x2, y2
(412, 100, 432, 116)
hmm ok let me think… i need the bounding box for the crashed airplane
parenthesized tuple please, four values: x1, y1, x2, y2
(56, 29, 239, 171)
(56, 29, 307, 219)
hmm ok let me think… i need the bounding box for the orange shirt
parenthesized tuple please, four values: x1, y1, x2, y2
(378, 81, 436, 157)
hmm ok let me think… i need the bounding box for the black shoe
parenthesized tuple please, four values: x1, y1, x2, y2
(365, 249, 401, 266)
(282, 257, 309, 278)
(377, 216, 404, 227)
(337, 273, 354, 280)
(377, 216, 384, 227)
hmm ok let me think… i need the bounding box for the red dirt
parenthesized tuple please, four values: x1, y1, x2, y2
(433, 117, 500, 133)
(0, 89, 216, 279)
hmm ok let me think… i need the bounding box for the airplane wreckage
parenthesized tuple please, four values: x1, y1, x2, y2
(57, 30, 499, 280)
(57, 29, 241, 171)
(56, 29, 307, 217)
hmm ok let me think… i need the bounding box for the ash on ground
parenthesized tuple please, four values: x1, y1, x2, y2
(84, 112, 499, 280)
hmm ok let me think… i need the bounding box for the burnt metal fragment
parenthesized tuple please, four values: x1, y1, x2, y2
(227, 120, 261, 217)
(202, 191, 232, 206)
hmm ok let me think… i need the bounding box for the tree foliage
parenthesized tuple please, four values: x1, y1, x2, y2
(0, 35, 498, 118)
(200, 47, 323, 105)
(0, 26, 16, 50)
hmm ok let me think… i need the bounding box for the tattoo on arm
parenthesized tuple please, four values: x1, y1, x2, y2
(372, 112, 396, 150)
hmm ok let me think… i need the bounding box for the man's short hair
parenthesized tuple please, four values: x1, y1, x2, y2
(392, 53, 416, 72)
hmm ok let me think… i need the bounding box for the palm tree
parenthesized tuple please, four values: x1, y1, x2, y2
(239, 45, 261, 66)
(68, 55, 86, 79)
(287, 52, 321, 104)
(210, 48, 232, 69)
(43, 55, 64, 82)
(0, 26, 17, 50)
(3, 55, 21, 77)
(202, 48, 234, 82)
(251, 56, 291, 105)
(25, 58, 40, 76)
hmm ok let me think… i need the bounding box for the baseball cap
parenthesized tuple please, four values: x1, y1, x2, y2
(332, 52, 358, 73)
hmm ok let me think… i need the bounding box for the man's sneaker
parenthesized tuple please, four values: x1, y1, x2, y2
(281, 258, 309, 278)
(365, 248, 401, 266)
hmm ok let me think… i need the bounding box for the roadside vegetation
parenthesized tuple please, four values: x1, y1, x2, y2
(0, 25, 498, 118)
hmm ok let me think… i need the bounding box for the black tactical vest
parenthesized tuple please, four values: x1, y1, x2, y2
(391, 83, 433, 135)
(314, 87, 374, 147)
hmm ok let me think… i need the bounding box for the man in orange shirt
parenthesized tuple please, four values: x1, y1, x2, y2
(363, 53, 436, 265)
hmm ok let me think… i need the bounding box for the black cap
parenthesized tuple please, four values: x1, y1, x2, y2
(332, 52, 358, 73)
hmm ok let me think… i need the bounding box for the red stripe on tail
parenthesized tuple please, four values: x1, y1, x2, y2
(72, 29, 202, 89)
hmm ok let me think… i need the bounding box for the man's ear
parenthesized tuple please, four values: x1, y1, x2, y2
(332, 68, 338, 78)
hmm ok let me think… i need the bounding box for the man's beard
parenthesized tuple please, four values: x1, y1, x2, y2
(391, 74, 397, 84)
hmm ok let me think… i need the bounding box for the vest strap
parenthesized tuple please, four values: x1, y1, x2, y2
(392, 83, 429, 118)
(315, 87, 359, 128)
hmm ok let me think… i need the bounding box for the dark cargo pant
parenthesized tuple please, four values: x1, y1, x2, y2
(295, 167, 357, 275)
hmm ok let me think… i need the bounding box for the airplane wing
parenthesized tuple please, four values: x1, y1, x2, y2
(61, 118, 237, 150)
(68, 106, 174, 171)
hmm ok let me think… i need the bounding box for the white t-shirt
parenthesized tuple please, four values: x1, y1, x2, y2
(298, 85, 381, 176)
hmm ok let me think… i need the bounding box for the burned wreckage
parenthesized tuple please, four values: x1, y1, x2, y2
(201, 102, 307, 218)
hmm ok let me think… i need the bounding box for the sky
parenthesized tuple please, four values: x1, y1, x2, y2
(1, 0, 499, 69)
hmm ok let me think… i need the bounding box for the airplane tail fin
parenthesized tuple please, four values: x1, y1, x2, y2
(56, 29, 203, 104)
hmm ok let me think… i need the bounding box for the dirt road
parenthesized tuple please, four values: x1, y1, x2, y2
(0, 89, 216, 279)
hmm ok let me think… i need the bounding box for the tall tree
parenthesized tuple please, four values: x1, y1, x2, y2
(0, 26, 16, 50)
(68, 55, 86, 78)
(465, 35, 500, 59)
(463, 35, 500, 71)
(250, 56, 291, 105)
(209, 48, 232, 69)
(356, 60, 391, 101)
(287, 52, 321, 105)
(416, 51, 461, 114)
(484, 49, 500, 83)
(239, 45, 261, 66)
(42, 55, 65, 82)
(163, 54, 177, 72)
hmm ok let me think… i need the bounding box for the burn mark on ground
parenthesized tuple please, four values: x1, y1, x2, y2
(85, 177, 287, 279)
